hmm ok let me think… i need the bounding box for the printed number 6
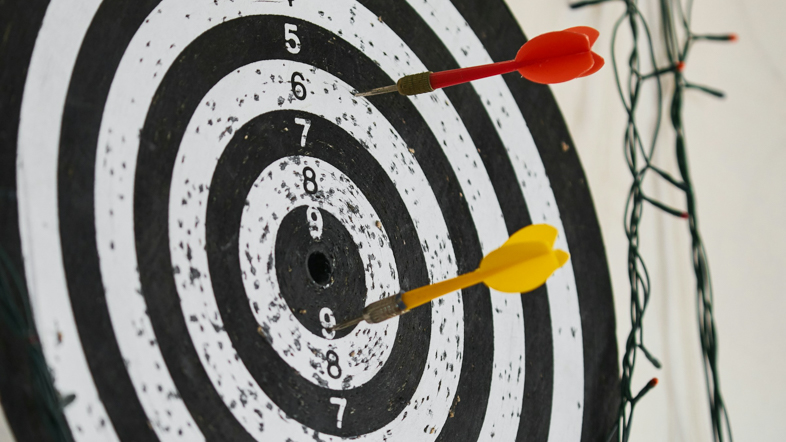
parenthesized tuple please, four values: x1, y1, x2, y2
(285, 24, 301, 54)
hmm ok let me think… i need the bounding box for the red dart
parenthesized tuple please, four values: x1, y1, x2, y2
(354, 27, 604, 98)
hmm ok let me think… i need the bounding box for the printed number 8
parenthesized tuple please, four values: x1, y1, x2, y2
(326, 350, 342, 379)
(303, 167, 318, 194)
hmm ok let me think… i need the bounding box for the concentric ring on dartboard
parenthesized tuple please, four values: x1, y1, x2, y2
(206, 110, 430, 370)
(230, 157, 403, 389)
(203, 128, 435, 433)
(201, 109, 449, 434)
(11, 0, 620, 440)
(197, 148, 404, 392)
(272, 205, 369, 341)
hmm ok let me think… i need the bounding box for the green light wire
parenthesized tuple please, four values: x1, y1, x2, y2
(570, 0, 733, 441)
(1, 189, 74, 442)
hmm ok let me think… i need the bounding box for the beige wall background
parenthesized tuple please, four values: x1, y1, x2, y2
(506, 0, 786, 440)
(2, 0, 784, 440)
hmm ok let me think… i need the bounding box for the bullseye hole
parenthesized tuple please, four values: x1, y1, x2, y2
(307, 251, 332, 286)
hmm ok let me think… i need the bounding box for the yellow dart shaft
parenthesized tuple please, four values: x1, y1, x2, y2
(401, 269, 489, 310)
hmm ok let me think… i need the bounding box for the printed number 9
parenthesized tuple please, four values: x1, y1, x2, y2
(320, 307, 335, 339)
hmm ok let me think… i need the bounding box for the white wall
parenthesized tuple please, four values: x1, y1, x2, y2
(2, 1, 784, 441)
(504, 0, 786, 440)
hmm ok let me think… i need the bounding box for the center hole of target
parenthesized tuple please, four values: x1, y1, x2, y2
(307, 251, 332, 286)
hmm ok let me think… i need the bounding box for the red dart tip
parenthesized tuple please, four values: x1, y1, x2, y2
(649, 378, 659, 387)
(729, 33, 738, 42)
(676, 61, 686, 72)
(680, 212, 689, 219)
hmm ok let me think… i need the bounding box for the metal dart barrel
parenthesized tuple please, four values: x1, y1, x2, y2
(353, 72, 434, 98)
(330, 293, 408, 331)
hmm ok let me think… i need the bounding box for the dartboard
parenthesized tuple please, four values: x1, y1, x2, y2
(0, 0, 618, 441)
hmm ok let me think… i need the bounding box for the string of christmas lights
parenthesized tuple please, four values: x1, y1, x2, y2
(570, 0, 734, 440)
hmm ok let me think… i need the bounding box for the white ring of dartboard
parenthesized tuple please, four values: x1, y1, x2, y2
(2, 0, 619, 441)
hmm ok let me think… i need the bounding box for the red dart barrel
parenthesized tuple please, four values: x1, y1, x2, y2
(429, 59, 521, 90)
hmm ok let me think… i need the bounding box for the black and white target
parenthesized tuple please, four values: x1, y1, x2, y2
(0, 0, 618, 440)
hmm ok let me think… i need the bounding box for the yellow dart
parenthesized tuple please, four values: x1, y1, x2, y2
(330, 224, 570, 331)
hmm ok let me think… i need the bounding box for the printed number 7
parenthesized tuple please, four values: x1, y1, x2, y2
(295, 118, 310, 147)
(330, 397, 347, 429)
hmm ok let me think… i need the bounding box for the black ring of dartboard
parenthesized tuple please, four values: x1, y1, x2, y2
(0, 0, 619, 441)
(202, 110, 435, 436)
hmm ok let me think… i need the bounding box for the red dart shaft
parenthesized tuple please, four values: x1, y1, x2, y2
(429, 59, 520, 90)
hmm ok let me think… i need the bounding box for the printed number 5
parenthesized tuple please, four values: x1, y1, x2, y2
(330, 397, 347, 429)
(285, 24, 300, 54)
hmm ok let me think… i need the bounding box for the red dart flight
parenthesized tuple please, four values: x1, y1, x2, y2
(355, 26, 604, 97)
